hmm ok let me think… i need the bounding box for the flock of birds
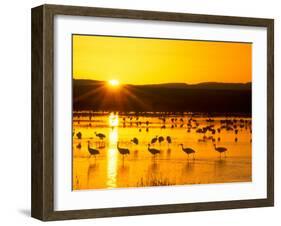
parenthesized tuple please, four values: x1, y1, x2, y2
(81, 132, 228, 161)
(74, 114, 251, 160)
(74, 114, 251, 143)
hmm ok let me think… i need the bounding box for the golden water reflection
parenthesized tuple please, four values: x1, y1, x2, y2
(106, 127, 118, 188)
(73, 112, 252, 190)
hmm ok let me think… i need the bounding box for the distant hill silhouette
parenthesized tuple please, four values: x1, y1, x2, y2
(137, 82, 251, 90)
(73, 79, 251, 114)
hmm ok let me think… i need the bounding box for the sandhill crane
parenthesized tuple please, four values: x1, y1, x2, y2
(76, 143, 82, 149)
(95, 132, 106, 140)
(95, 132, 106, 147)
(151, 136, 158, 145)
(158, 136, 164, 145)
(179, 144, 195, 159)
(213, 143, 228, 158)
(76, 132, 82, 139)
(131, 137, 139, 145)
(147, 144, 160, 157)
(166, 136, 172, 146)
(87, 141, 100, 159)
(117, 142, 130, 159)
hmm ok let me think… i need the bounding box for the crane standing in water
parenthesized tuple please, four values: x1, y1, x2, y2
(131, 137, 139, 145)
(76, 143, 82, 149)
(158, 136, 164, 145)
(95, 132, 106, 140)
(213, 143, 228, 158)
(147, 144, 160, 158)
(117, 142, 130, 160)
(95, 132, 106, 147)
(151, 136, 158, 145)
(179, 144, 196, 160)
(76, 132, 82, 139)
(166, 136, 172, 146)
(87, 141, 100, 159)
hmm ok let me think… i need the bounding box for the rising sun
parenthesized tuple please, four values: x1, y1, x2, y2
(108, 79, 120, 87)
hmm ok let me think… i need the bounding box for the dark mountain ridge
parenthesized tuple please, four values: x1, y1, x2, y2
(73, 79, 252, 113)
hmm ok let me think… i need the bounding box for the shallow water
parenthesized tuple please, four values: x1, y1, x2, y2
(72, 112, 252, 190)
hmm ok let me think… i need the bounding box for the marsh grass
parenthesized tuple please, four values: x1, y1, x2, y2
(137, 176, 175, 187)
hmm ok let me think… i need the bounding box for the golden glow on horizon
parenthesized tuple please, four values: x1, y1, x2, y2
(108, 79, 120, 87)
(73, 35, 252, 84)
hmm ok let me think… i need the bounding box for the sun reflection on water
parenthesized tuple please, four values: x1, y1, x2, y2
(109, 112, 119, 127)
(106, 113, 119, 188)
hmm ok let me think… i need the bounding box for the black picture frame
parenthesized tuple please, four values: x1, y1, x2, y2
(31, 4, 274, 221)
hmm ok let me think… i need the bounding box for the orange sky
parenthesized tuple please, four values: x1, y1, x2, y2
(73, 35, 252, 85)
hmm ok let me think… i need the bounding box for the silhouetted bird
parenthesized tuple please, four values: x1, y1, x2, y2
(213, 143, 228, 158)
(117, 142, 130, 159)
(76, 132, 82, 139)
(166, 136, 172, 145)
(87, 141, 100, 158)
(76, 143, 82, 149)
(147, 144, 160, 157)
(158, 136, 164, 145)
(95, 132, 106, 140)
(179, 144, 195, 159)
(131, 137, 139, 145)
(151, 136, 158, 145)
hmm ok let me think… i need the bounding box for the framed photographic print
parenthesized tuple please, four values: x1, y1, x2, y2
(31, 4, 274, 221)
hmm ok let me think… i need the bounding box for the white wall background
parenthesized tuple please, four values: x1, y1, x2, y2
(0, 0, 279, 225)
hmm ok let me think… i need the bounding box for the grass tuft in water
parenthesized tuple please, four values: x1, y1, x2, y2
(137, 176, 175, 187)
